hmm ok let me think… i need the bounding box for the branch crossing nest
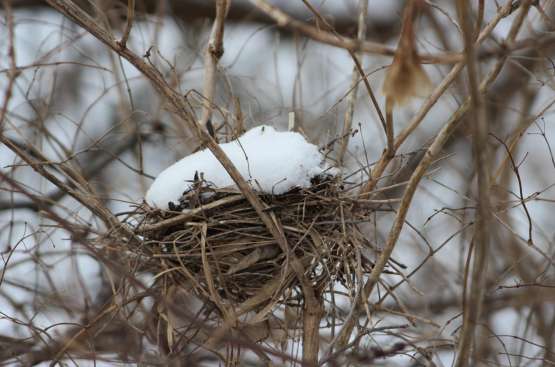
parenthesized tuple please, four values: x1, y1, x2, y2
(133, 175, 375, 311)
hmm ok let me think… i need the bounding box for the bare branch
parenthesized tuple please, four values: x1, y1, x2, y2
(117, 0, 135, 49)
(453, 0, 492, 364)
(199, 0, 229, 127)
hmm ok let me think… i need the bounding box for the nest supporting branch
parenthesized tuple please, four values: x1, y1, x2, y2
(131, 176, 376, 361)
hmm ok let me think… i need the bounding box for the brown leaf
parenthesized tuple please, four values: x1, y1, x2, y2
(382, 0, 431, 105)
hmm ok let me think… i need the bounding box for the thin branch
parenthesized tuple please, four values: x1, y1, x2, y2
(0, 133, 142, 211)
(329, 93, 471, 353)
(298, 0, 385, 167)
(332, 0, 534, 350)
(43, 0, 320, 350)
(490, 134, 534, 245)
(248, 0, 461, 64)
(453, 0, 492, 364)
(359, 0, 517, 195)
(200, 0, 229, 127)
(385, 96, 394, 158)
(0, 0, 19, 133)
(118, 0, 135, 49)
(337, 0, 370, 166)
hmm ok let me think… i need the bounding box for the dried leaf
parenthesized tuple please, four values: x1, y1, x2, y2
(382, 0, 431, 105)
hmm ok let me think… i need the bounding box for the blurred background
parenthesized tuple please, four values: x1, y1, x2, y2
(1, 0, 555, 365)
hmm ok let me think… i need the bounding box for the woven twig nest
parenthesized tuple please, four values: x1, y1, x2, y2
(133, 175, 374, 311)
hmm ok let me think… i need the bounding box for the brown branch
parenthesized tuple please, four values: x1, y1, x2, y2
(12, 0, 400, 42)
(117, 0, 135, 49)
(199, 0, 229, 127)
(0, 0, 19, 133)
(384, 96, 395, 158)
(43, 0, 283, 251)
(0, 133, 141, 211)
(337, 0, 370, 166)
(333, 0, 533, 351)
(490, 134, 534, 244)
(453, 3, 534, 365)
(359, 0, 516, 196)
(247, 0, 464, 64)
(297, 0, 385, 168)
(0, 135, 134, 238)
(330, 96, 472, 353)
(43, 0, 321, 353)
(14, 1, 554, 63)
(248, 0, 393, 56)
(453, 0, 492, 365)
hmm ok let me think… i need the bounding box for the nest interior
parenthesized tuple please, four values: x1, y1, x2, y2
(134, 175, 374, 310)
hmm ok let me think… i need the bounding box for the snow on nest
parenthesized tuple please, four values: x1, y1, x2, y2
(145, 125, 333, 209)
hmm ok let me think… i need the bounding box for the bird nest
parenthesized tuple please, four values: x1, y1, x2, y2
(132, 175, 374, 311)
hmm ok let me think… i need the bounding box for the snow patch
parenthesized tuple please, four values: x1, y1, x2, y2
(145, 125, 332, 209)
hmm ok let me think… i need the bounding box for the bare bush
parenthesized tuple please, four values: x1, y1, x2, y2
(1, 0, 555, 366)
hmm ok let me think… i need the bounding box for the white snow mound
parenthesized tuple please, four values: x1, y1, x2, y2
(145, 125, 332, 209)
